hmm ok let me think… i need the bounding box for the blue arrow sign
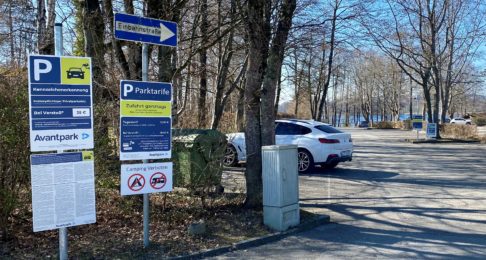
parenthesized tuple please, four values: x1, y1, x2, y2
(114, 13, 177, 47)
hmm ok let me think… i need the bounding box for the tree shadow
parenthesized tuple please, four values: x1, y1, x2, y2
(295, 202, 486, 258)
(303, 167, 400, 180)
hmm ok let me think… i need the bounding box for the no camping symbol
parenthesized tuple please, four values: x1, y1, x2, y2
(128, 173, 145, 192)
(150, 172, 167, 189)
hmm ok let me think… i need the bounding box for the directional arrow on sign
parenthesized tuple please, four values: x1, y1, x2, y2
(160, 23, 175, 42)
(114, 13, 177, 47)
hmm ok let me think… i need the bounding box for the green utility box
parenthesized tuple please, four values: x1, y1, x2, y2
(172, 129, 227, 190)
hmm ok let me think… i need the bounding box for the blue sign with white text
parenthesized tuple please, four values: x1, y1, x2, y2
(412, 115, 423, 130)
(121, 80, 171, 101)
(28, 55, 94, 152)
(119, 80, 172, 160)
(114, 13, 177, 47)
(120, 117, 171, 153)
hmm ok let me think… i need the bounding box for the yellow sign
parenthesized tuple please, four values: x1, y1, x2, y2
(120, 100, 171, 117)
(61, 57, 91, 85)
(82, 151, 94, 161)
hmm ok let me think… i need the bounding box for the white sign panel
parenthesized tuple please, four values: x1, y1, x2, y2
(121, 162, 173, 195)
(31, 152, 96, 232)
(28, 55, 94, 152)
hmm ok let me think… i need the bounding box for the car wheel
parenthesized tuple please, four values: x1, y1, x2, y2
(297, 149, 314, 173)
(466, 122, 471, 125)
(223, 145, 238, 167)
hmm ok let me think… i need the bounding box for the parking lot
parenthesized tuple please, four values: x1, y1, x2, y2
(219, 128, 486, 258)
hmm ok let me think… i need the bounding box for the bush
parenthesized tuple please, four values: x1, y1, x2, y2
(440, 124, 478, 140)
(473, 117, 486, 127)
(402, 120, 412, 130)
(375, 121, 403, 129)
(0, 68, 30, 240)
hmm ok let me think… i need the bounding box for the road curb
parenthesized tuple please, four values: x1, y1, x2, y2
(404, 138, 480, 144)
(170, 213, 331, 259)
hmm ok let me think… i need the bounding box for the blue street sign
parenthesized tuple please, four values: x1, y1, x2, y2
(28, 55, 94, 152)
(119, 80, 172, 160)
(412, 115, 423, 130)
(114, 13, 177, 47)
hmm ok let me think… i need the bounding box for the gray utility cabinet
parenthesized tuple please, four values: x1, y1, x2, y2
(262, 145, 300, 231)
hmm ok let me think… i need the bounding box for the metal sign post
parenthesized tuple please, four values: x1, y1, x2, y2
(141, 43, 150, 248)
(55, 23, 68, 260)
(115, 13, 177, 249)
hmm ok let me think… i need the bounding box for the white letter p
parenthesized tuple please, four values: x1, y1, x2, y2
(34, 59, 52, 81)
(123, 84, 134, 97)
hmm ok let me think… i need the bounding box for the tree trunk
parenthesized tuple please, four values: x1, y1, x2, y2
(260, 0, 296, 146)
(83, 0, 106, 100)
(243, 0, 269, 208)
(198, 0, 209, 128)
(37, 0, 54, 55)
(274, 76, 282, 118)
(105, 0, 130, 79)
(317, 2, 338, 121)
(211, 0, 237, 130)
(236, 85, 245, 132)
(409, 78, 413, 119)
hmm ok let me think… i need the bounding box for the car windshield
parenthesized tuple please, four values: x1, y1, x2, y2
(314, 124, 342, 134)
(69, 68, 82, 71)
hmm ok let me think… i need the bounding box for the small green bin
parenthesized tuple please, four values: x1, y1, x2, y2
(172, 129, 227, 189)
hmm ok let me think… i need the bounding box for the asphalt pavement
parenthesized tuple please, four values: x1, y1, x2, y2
(217, 128, 486, 259)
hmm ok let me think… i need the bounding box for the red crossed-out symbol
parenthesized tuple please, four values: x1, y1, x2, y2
(150, 172, 167, 189)
(128, 173, 145, 192)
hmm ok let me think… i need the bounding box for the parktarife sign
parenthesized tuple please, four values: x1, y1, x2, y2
(119, 80, 172, 160)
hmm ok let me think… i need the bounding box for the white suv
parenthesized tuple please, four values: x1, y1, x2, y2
(223, 119, 353, 172)
(450, 118, 472, 125)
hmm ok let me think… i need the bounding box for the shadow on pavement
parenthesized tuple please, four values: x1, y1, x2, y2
(296, 203, 486, 258)
(302, 167, 400, 180)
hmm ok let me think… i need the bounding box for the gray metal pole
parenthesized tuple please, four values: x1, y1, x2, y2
(142, 43, 150, 248)
(55, 23, 63, 56)
(143, 192, 150, 247)
(142, 43, 148, 81)
(55, 23, 68, 260)
(59, 227, 68, 260)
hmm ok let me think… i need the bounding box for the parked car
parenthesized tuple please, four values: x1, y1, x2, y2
(450, 118, 472, 125)
(66, 67, 85, 79)
(223, 119, 353, 173)
(358, 121, 369, 128)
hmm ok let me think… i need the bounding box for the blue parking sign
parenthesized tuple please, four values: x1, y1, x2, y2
(119, 80, 172, 160)
(28, 55, 94, 152)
